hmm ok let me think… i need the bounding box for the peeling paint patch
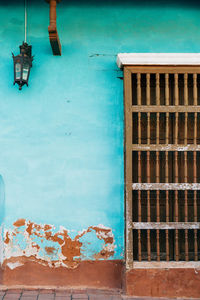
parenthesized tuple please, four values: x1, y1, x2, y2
(7, 261, 24, 270)
(3, 220, 116, 269)
(0, 224, 4, 265)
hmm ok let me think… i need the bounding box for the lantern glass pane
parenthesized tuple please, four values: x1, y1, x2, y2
(22, 62, 29, 81)
(15, 63, 21, 80)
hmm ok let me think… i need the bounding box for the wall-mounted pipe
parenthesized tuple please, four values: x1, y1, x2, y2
(46, 0, 61, 56)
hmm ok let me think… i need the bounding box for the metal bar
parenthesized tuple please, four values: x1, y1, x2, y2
(132, 222, 200, 230)
(132, 183, 200, 190)
(132, 106, 200, 112)
(24, 0, 27, 43)
(124, 67, 133, 268)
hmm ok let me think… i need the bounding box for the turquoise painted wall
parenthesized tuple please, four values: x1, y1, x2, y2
(0, 0, 200, 261)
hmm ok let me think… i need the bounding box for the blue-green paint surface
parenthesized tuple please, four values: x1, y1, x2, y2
(0, 0, 200, 259)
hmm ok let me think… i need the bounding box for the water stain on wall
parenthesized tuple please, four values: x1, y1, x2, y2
(3, 219, 115, 269)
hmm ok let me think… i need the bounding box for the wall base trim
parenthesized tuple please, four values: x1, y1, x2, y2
(0, 260, 123, 289)
(125, 268, 200, 298)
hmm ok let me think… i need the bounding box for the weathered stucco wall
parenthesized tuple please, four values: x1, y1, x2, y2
(0, 0, 200, 275)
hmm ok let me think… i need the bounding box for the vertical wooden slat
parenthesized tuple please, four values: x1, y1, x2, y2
(165, 74, 169, 106)
(138, 113, 141, 145)
(147, 113, 150, 145)
(184, 151, 189, 261)
(156, 73, 160, 105)
(156, 73, 160, 261)
(174, 151, 179, 261)
(146, 73, 150, 105)
(184, 113, 188, 145)
(175, 112, 178, 145)
(138, 152, 142, 261)
(137, 73, 141, 105)
(193, 104, 198, 260)
(193, 74, 197, 106)
(184, 73, 188, 105)
(194, 113, 197, 145)
(156, 151, 160, 261)
(156, 113, 160, 145)
(165, 151, 169, 261)
(124, 68, 133, 268)
(147, 151, 151, 261)
(193, 151, 198, 261)
(166, 113, 169, 144)
(175, 73, 179, 106)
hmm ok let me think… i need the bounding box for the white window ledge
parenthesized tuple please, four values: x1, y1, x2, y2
(117, 53, 200, 68)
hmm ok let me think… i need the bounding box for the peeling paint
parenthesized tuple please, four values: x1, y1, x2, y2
(3, 220, 116, 269)
(0, 224, 4, 265)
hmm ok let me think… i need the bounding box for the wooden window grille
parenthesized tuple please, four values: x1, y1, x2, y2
(124, 66, 200, 268)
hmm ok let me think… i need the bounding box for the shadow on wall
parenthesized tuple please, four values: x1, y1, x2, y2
(1, 0, 200, 7)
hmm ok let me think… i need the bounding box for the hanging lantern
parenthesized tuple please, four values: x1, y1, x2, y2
(12, 0, 33, 90)
(12, 42, 33, 90)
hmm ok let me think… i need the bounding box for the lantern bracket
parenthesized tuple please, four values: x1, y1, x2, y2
(46, 0, 62, 56)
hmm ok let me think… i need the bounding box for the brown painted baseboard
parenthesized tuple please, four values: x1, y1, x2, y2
(1, 260, 123, 289)
(125, 268, 200, 298)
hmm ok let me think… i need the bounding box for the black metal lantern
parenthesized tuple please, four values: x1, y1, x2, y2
(12, 42, 33, 90)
